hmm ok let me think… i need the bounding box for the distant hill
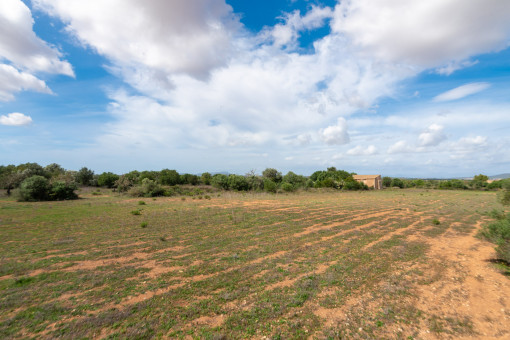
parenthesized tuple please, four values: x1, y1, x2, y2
(490, 173, 510, 180)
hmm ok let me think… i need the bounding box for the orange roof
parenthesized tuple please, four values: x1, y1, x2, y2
(352, 175, 381, 179)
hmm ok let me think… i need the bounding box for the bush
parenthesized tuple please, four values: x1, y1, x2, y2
(500, 190, 510, 206)
(211, 174, 229, 190)
(391, 178, 404, 188)
(129, 178, 165, 197)
(263, 179, 277, 193)
(115, 175, 134, 192)
(18, 176, 50, 201)
(480, 216, 510, 263)
(50, 181, 78, 200)
(281, 182, 294, 192)
(227, 175, 250, 191)
(97, 172, 120, 188)
(76, 167, 94, 186)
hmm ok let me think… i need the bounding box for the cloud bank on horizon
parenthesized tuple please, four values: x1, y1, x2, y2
(1, 0, 510, 177)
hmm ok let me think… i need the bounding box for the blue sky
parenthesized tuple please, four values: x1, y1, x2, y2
(1, 0, 510, 177)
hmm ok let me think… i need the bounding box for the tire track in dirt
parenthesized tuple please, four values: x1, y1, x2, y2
(412, 219, 510, 339)
(294, 208, 396, 237)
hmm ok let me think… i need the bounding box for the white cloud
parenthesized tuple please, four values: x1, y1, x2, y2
(347, 145, 376, 155)
(433, 82, 491, 102)
(319, 118, 350, 145)
(332, 0, 510, 72)
(436, 60, 479, 76)
(0, 0, 73, 75)
(0, 112, 33, 126)
(418, 124, 447, 146)
(33, 0, 240, 80)
(0, 0, 73, 101)
(269, 6, 333, 48)
(457, 136, 488, 148)
(0, 64, 52, 101)
(388, 140, 414, 154)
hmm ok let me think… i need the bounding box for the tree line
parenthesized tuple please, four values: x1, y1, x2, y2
(1, 162, 508, 201)
(0, 164, 369, 201)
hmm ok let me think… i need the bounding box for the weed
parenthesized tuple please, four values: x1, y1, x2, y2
(138, 201, 146, 205)
(130, 209, 141, 215)
(14, 277, 35, 286)
(159, 236, 166, 242)
(432, 219, 440, 225)
(205, 195, 211, 200)
(140, 222, 148, 228)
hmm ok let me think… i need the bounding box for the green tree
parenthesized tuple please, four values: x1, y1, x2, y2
(76, 167, 94, 186)
(97, 172, 120, 188)
(262, 168, 282, 183)
(201, 172, 212, 185)
(227, 175, 250, 191)
(18, 176, 50, 201)
(263, 179, 278, 193)
(211, 174, 229, 190)
(160, 169, 180, 186)
(382, 177, 392, 188)
(391, 178, 404, 188)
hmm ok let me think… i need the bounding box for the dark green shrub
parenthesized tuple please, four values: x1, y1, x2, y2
(97, 172, 120, 188)
(159, 169, 180, 186)
(18, 176, 50, 201)
(391, 178, 404, 188)
(138, 201, 146, 205)
(263, 179, 277, 193)
(281, 182, 294, 192)
(50, 181, 78, 200)
(140, 222, 148, 228)
(211, 174, 229, 190)
(76, 167, 94, 186)
(227, 175, 250, 191)
(262, 168, 282, 183)
(131, 209, 141, 215)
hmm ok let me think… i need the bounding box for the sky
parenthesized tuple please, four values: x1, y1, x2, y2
(1, 0, 510, 178)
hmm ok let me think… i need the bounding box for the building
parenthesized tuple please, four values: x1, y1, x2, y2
(353, 175, 382, 190)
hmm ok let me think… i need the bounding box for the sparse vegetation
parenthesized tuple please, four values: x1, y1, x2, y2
(0, 189, 507, 338)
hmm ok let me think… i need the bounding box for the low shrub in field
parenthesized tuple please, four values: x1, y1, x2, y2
(480, 213, 510, 264)
(140, 222, 148, 228)
(131, 209, 142, 215)
(17, 176, 78, 201)
(18, 175, 49, 201)
(129, 178, 165, 197)
(50, 181, 78, 200)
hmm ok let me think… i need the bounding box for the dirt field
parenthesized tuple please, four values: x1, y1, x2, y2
(0, 189, 509, 339)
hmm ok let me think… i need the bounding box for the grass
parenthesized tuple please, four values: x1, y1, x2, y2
(0, 189, 504, 338)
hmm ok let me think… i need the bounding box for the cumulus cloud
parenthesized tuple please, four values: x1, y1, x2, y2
(0, 0, 73, 101)
(0, 112, 33, 126)
(347, 145, 376, 156)
(332, 0, 510, 72)
(319, 118, 350, 145)
(33, 0, 240, 81)
(433, 82, 491, 102)
(0, 64, 52, 101)
(418, 124, 447, 146)
(269, 5, 333, 48)
(0, 0, 73, 75)
(388, 141, 414, 154)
